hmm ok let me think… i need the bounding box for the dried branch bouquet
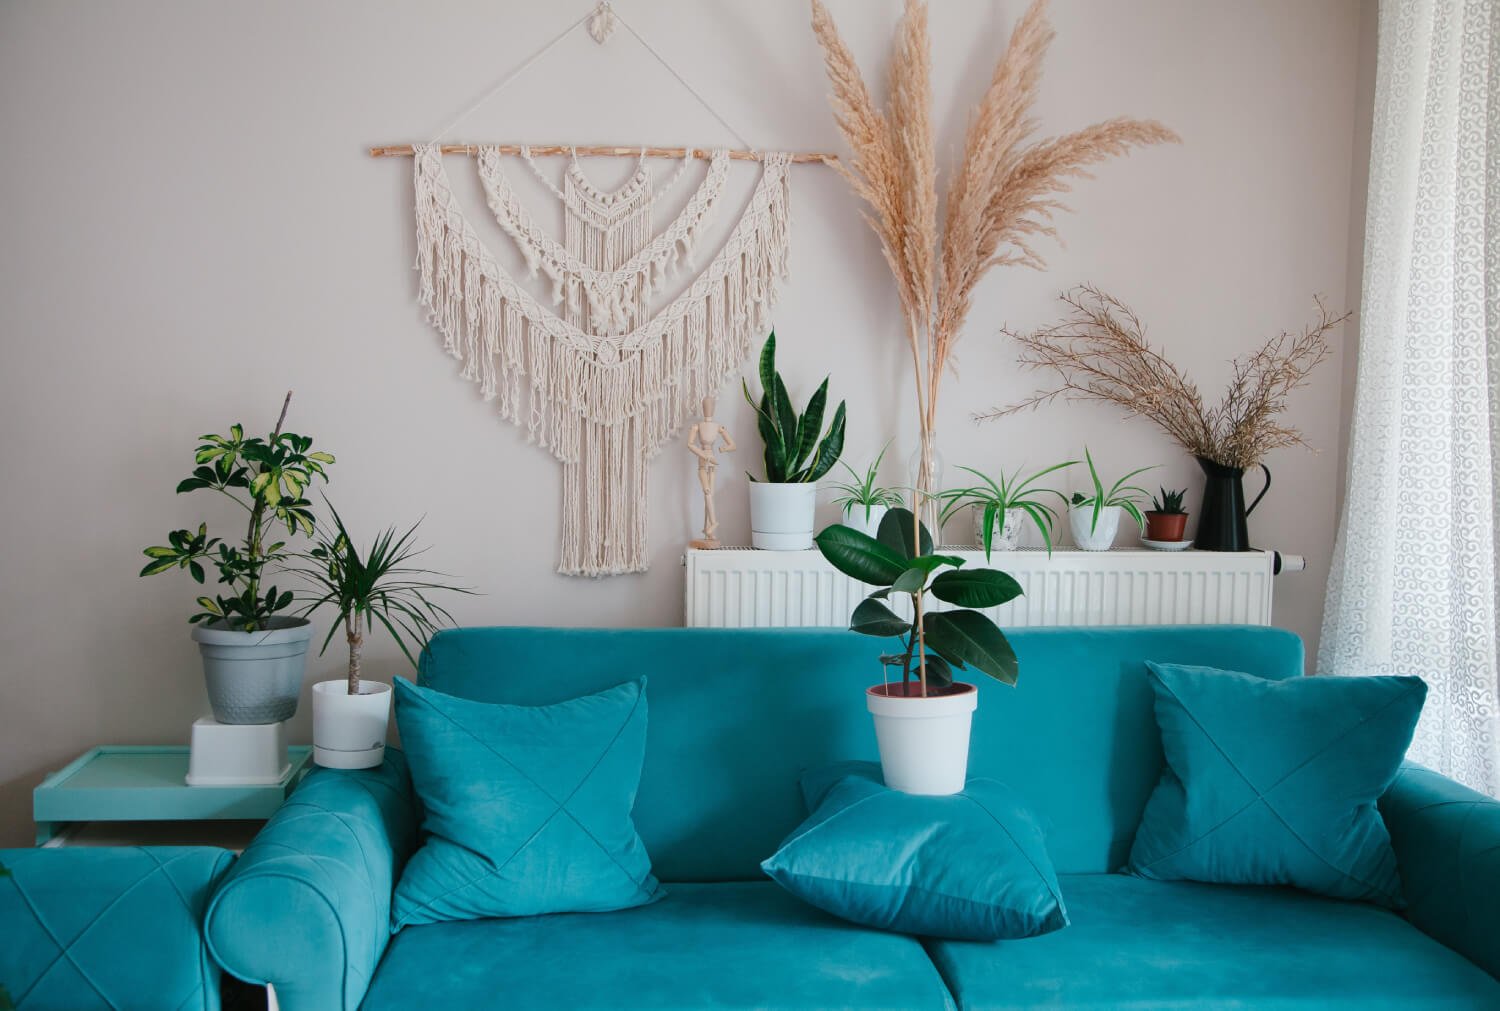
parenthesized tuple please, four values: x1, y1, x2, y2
(811, 0, 1177, 514)
(982, 285, 1349, 469)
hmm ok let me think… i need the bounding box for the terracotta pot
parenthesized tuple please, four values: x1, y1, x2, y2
(1144, 512, 1188, 542)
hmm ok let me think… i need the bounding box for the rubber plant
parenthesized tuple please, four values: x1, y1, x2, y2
(139, 392, 334, 630)
(742, 332, 847, 482)
(816, 508, 1022, 695)
(295, 504, 471, 696)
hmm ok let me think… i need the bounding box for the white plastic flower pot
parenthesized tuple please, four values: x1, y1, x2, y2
(866, 682, 978, 795)
(312, 680, 392, 769)
(974, 506, 1024, 551)
(842, 503, 888, 539)
(1069, 504, 1122, 551)
(749, 482, 818, 550)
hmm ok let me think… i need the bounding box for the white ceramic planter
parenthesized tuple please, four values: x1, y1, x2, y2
(973, 506, 1025, 551)
(866, 682, 978, 795)
(841, 503, 888, 539)
(749, 482, 818, 550)
(1069, 504, 1122, 551)
(312, 680, 392, 769)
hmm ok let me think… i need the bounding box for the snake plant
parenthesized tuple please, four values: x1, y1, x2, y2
(742, 332, 847, 483)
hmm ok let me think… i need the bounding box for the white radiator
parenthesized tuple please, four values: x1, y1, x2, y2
(683, 548, 1274, 629)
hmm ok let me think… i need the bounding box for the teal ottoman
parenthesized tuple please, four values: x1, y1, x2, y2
(0, 846, 234, 1011)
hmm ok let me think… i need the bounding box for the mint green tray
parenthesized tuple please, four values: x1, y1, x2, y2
(33, 745, 312, 845)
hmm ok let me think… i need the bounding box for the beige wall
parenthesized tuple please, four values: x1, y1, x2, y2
(0, 0, 1369, 846)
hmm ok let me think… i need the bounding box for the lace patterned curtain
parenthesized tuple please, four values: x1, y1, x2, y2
(1320, 0, 1500, 794)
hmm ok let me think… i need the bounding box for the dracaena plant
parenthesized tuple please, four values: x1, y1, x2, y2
(742, 332, 847, 483)
(293, 503, 471, 695)
(937, 461, 1076, 558)
(830, 442, 906, 521)
(1150, 487, 1187, 514)
(1069, 447, 1155, 533)
(139, 392, 334, 631)
(816, 508, 1022, 696)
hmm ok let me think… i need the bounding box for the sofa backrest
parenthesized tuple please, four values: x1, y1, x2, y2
(417, 624, 1303, 881)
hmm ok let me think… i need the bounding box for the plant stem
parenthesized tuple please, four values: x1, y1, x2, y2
(913, 590, 928, 698)
(345, 614, 362, 695)
(242, 391, 293, 632)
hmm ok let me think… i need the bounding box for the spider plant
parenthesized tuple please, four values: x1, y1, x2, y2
(295, 503, 472, 695)
(1071, 447, 1155, 533)
(937, 461, 1075, 558)
(830, 443, 906, 524)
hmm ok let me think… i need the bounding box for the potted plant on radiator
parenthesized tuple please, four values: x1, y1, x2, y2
(295, 505, 470, 769)
(937, 461, 1075, 557)
(815, 508, 1022, 794)
(1143, 487, 1190, 545)
(1067, 448, 1154, 551)
(830, 443, 905, 538)
(743, 332, 847, 549)
(139, 392, 334, 724)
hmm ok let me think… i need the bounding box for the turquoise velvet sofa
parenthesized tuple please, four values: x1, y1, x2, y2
(203, 626, 1500, 1010)
(0, 846, 234, 1011)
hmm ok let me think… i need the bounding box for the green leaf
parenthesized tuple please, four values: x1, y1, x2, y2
(802, 401, 846, 482)
(795, 378, 828, 472)
(917, 653, 955, 688)
(814, 524, 908, 585)
(891, 566, 930, 594)
(143, 546, 177, 559)
(876, 507, 932, 560)
(773, 374, 799, 467)
(139, 558, 177, 577)
(850, 597, 910, 637)
(188, 560, 206, 583)
(923, 609, 1019, 686)
(930, 569, 1024, 608)
(195, 597, 223, 615)
(176, 478, 210, 494)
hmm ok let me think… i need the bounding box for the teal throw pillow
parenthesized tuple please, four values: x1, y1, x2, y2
(391, 677, 662, 930)
(1128, 663, 1426, 908)
(762, 761, 1067, 940)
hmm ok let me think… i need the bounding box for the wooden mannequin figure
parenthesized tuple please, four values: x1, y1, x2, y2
(687, 396, 736, 548)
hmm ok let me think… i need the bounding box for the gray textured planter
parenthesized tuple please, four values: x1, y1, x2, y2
(192, 617, 313, 725)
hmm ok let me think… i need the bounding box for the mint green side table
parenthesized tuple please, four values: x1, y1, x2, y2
(33, 745, 313, 846)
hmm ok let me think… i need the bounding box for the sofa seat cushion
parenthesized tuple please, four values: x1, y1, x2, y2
(925, 873, 1500, 1010)
(361, 881, 956, 1010)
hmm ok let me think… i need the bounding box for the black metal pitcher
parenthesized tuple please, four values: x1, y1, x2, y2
(1194, 456, 1270, 551)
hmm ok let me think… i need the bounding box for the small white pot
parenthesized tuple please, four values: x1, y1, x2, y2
(973, 506, 1025, 551)
(842, 503, 888, 539)
(866, 682, 978, 795)
(1069, 504, 1122, 551)
(312, 680, 392, 769)
(750, 482, 818, 550)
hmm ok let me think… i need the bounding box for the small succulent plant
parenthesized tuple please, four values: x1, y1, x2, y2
(1150, 487, 1188, 515)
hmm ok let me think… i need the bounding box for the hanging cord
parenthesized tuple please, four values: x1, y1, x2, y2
(608, 5, 755, 150)
(427, 1, 755, 152)
(430, 7, 596, 142)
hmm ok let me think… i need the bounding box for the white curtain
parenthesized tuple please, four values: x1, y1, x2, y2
(1320, 0, 1499, 795)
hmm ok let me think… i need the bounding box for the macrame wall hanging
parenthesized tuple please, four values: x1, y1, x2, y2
(372, 2, 834, 577)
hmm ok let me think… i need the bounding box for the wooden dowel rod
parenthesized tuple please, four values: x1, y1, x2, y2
(368, 143, 837, 165)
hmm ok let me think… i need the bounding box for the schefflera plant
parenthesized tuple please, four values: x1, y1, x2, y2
(816, 508, 1023, 695)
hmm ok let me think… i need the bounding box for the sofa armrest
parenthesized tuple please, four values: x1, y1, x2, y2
(1380, 762, 1500, 980)
(205, 750, 419, 1011)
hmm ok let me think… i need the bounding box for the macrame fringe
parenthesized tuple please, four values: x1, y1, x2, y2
(413, 145, 792, 577)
